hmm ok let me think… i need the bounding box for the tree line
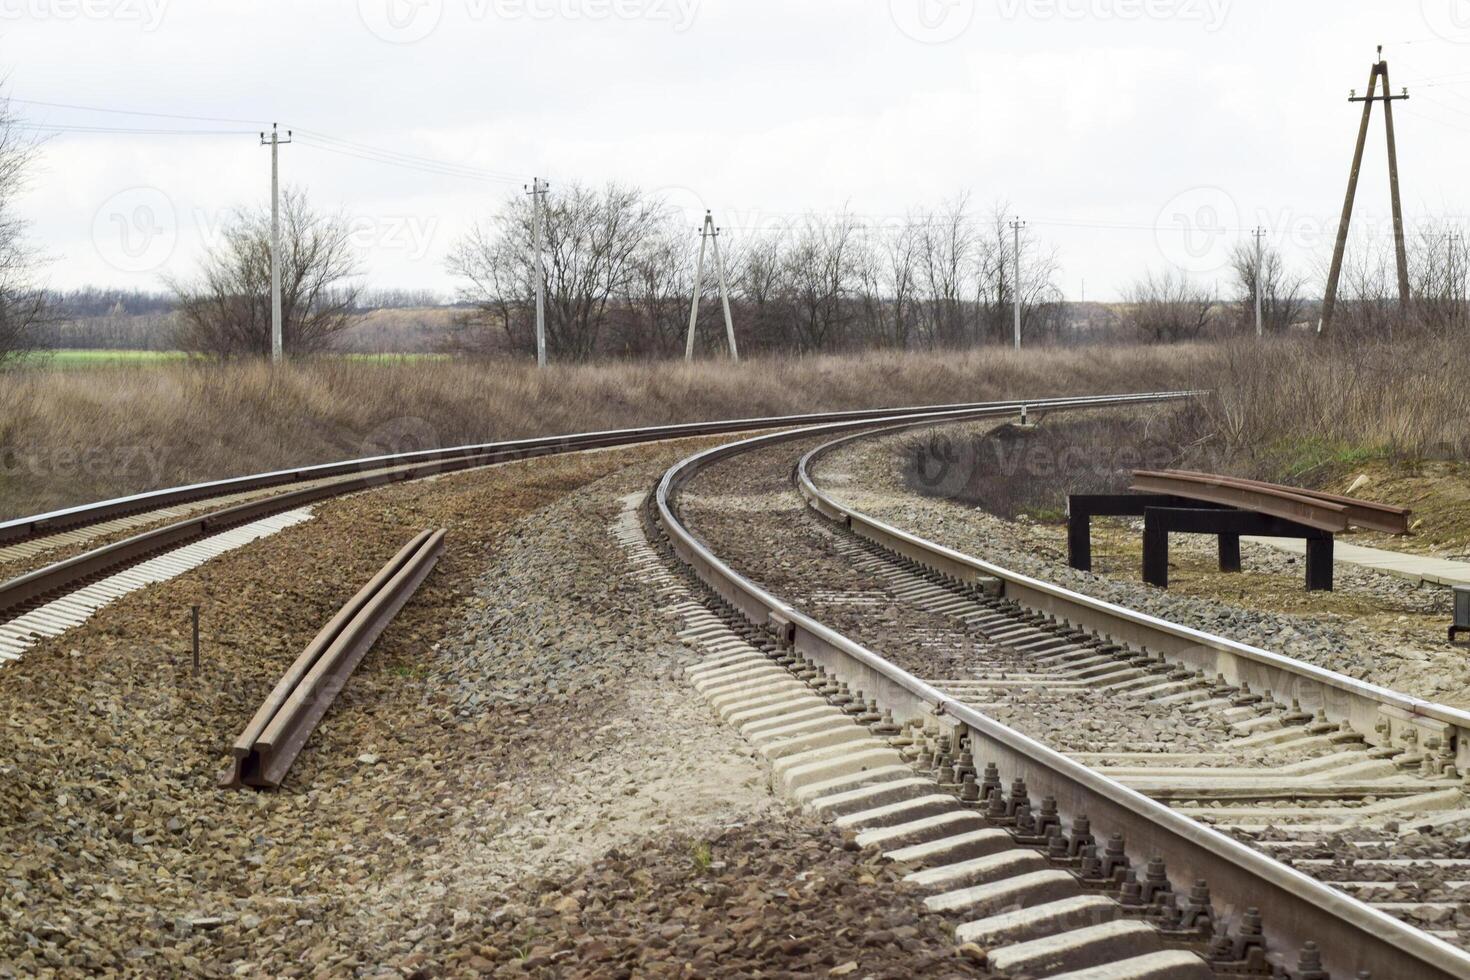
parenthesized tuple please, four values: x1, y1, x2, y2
(2, 87, 1466, 363)
(446, 185, 1073, 359)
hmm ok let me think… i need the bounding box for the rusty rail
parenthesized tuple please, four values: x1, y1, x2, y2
(223, 528, 445, 789)
(1150, 469, 1412, 534)
(1130, 470, 1352, 532)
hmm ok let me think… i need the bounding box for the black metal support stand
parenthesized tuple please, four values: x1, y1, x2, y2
(1141, 507, 1333, 591)
(1066, 493, 1334, 591)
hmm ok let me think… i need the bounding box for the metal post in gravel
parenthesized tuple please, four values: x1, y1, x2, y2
(192, 605, 200, 675)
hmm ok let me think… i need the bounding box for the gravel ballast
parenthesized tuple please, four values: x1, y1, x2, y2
(1, 440, 784, 977)
(819, 419, 1470, 707)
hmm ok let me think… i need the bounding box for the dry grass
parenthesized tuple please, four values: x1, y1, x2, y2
(1199, 335, 1470, 480)
(4, 336, 1465, 521)
(0, 346, 1208, 519)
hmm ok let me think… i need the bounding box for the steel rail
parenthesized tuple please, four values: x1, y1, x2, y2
(0, 393, 1199, 622)
(656, 402, 1470, 980)
(0, 392, 1200, 546)
(223, 528, 445, 789)
(1130, 470, 1351, 532)
(1139, 468, 1412, 534)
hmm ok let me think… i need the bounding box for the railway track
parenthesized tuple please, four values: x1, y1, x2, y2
(652, 410, 1470, 978)
(0, 394, 1188, 666)
(19, 388, 1458, 975)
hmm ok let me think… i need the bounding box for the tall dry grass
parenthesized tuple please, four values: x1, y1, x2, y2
(0, 347, 1208, 519)
(5, 338, 1463, 520)
(1198, 335, 1470, 478)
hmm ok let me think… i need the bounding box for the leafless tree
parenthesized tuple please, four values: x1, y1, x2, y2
(852, 221, 921, 350)
(916, 196, 976, 347)
(170, 189, 361, 357)
(624, 222, 693, 357)
(449, 181, 668, 361)
(731, 230, 792, 352)
(1319, 236, 1400, 340)
(974, 204, 1065, 344)
(0, 91, 49, 367)
(1408, 219, 1469, 333)
(1228, 239, 1306, 334)
(785, 211, 861, 352)
(1121, 268, 1215, 342)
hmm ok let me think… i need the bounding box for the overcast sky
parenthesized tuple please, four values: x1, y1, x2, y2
(4, 0, 1469, 300)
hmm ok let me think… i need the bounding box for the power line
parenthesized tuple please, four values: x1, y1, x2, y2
(293, 137, 525, 184)
(13, 122, 256, 136)
(6, 96, 270, 126)
(292, 128, 531, 183)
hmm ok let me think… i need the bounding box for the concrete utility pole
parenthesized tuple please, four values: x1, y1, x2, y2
(1010, 217, 1025, 350)
(525, 178, 549, 367)
(259, 123, 292, 362)
(1320, 47, 1411, 336)
(685, 211, 738, 361)
(1252, 226, 1266, 338)
(708, 215, 738, 361)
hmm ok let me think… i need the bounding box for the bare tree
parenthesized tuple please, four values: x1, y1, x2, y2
(974, 203, 1065, 344)
(785, 211, 860, 352)
(448, 181, 668, 361)
(916, 195, 975, 347)
(0, 91, 48, 367)
(1121, 268, 1215, 342)
(1229, 239, 1306, 334)
(624, 222, 693, 357)
(170, 189, 361, 357)
(731, 230, 792, 352)
(1409, 219, 1469, 333)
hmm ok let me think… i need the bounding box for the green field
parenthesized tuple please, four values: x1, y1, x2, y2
(8, 349, 450, 369)
(10, 349, 191, 368)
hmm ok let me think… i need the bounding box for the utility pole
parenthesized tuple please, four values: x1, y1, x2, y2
(1252, 226, 1266, 338)
(1320, 47, 1411, 336)
(525, 178, 549, 367)
(259, 123, 292, 363)
(685, 211, 738, 361)
(1010, 216, 1025, 351)
(708, 215, 738, 361)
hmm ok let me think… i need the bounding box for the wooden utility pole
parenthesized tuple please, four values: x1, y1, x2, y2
(1319, 47, 1411, 336)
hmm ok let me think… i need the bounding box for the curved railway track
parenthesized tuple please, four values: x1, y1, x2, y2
(0, 394, 1187, 664)
(15, 388, 1462, 976)
(654, 409, 1470, 978)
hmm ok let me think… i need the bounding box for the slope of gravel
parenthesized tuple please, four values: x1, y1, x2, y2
(472, 821, 991, 979)
(817, 421, 1470, 707)
(0, 440, 781, 978)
